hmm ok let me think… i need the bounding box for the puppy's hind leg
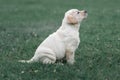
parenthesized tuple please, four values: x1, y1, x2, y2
(42, 54, 56, 64)
(36, 48, 56, 64)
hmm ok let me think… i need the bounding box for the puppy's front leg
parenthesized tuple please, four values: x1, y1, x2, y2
(66, 50, 75, 64)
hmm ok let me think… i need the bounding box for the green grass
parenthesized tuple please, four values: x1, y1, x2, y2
(0, 0, 120, 80)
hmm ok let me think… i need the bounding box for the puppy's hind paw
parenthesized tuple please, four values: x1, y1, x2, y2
(43, 58, 55, 64)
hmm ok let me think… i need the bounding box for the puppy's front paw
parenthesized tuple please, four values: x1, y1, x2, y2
(67, 59, 75, 65)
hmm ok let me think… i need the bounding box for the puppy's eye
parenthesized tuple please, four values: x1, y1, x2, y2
(77, 12, 80, 14)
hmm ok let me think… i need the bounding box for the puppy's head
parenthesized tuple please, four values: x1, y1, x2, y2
(64, 9, 88, 24)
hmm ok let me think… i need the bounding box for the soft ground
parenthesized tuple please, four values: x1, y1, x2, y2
(0, 0, 120, 80)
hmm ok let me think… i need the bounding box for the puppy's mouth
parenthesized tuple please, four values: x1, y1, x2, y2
(84, 13, 88, 19)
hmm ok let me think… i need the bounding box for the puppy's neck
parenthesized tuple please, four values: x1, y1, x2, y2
(61, 20, 80, 31)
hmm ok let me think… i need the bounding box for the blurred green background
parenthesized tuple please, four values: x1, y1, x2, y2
(0, 0, 120, 80)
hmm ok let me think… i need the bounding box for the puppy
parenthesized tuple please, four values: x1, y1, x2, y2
(19, 9, 87, 64)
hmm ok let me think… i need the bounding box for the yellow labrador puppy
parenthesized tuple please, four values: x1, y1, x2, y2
(19, 9, 87, 64)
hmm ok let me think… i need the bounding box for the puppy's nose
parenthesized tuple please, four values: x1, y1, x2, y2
(84, 10, 87, 13)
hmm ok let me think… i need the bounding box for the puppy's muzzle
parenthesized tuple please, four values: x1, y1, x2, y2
(82, 10, 88, 18)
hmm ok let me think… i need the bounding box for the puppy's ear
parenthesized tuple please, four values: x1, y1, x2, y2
(67, 15, 78, 24)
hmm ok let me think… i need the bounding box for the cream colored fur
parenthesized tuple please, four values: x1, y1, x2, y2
(19, 9, 87, 64)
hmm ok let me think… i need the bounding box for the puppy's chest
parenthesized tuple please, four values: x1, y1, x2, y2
(64, 32, 80, 46)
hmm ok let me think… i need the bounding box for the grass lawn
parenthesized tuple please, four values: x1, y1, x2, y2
(0, 0, 120, 80)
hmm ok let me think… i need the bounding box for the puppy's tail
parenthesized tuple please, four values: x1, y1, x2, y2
(18, 59, 33, 63)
